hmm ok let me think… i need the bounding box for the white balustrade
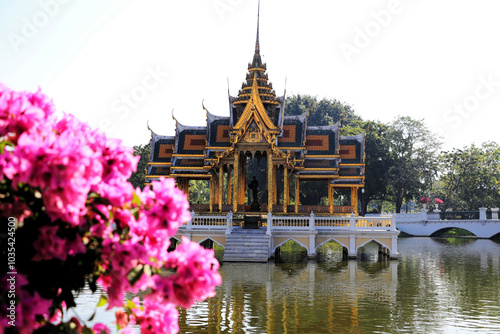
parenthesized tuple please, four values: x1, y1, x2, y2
(182, 212, 228, 230)
(355, 216, 395, 231)
(265, 212, 396, 232)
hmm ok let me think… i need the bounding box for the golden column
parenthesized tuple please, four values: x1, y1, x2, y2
(233, 153, 239, 212)
(209, 175, 214, 212)
(218, 164, 223, 212)
(273, 165, 278, 205)
(226, 166, 232, 205)
(351, 187, 358, 215)
(267, 151, 273, 212)
(283, 168, 289, 213)
(239, 155, 246, 205)
(294, 177, 300, 213)
(329, 183, 334, 214)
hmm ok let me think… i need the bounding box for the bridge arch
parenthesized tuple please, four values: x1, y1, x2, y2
(167, 236, 182, 251)
(273, 237, 309, 253)
(429, 227, 476, 237)
(315, 238, 349, 255)
(356, 238, 393, 258)
(198, 237, 226, 249)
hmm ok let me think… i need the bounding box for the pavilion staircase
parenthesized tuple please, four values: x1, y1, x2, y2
(223, 228, 270, 262)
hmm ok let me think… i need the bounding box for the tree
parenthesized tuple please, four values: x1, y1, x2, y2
(437, 142, 500, 210)
(189, 180, 210, 204)
(283, 95, 362, 206)
(343, 120, 395, 214)
(385, 116, 441, 212)
(285, 94, 360, 126)
(128, 142, 151, 190)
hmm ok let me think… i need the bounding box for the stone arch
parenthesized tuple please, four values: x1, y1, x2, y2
(198, 237, 225, 249)
(168, 237, 181, 252)
(429, 227, 477, 237)
(356, 238, 392, 257)
(273, 237, 309, 253)
(315, 237, 349, 255)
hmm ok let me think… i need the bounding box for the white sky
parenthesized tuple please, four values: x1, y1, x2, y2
(1, 0, 499, 151)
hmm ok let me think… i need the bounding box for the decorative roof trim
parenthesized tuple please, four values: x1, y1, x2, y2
(233, 74, 277, 131)
(308, 123, 340, 132)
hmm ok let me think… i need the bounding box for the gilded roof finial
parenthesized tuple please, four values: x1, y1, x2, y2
(255, 0, 260, 53)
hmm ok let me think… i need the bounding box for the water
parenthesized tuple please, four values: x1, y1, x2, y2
(72, 238, 500, 333)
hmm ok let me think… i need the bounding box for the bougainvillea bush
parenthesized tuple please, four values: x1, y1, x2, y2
(0, 84, 221, 334)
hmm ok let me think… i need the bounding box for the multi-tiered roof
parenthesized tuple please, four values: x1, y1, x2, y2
(146, 7, 365, 213)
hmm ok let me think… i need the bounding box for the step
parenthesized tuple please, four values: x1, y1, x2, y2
(223, 230, 270, 262)
(225, 249, 267, 253)
(222, 257, 268, 263)
(223, 252, 268, 258)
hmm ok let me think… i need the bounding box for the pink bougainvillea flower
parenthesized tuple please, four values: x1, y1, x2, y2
(0, 84, 221, 334)
(135, 299, 179, 334)
(12, 283, 53, 333)
(93, 323, 111, 334)
(142, 177, 191, 235)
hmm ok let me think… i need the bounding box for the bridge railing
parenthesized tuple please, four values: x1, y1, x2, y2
(266, 212, 396, 234)
(179, 211, 397, 235)
(396, 212, 426, 222)
(395, 207, 499, 223)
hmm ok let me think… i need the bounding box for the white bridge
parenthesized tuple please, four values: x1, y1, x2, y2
(175, 212, 400, 261)
(393, 208, 500, 238)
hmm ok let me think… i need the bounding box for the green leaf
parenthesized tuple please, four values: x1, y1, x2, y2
(97, 294, 108, 308)
(126, 298, 139, 310)
(132, 190, 142, 206)
(0, 139, 14, 154)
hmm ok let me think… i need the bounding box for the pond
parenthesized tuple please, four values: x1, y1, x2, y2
(71, 237, 500, 333)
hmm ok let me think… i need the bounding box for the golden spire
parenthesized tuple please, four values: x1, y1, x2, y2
(255, 0, 260, 54)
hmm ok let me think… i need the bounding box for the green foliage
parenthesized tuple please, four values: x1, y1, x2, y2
(316, 241, 344, 263)
(213, 243, 225, 263)
(189, 180, 210, 204)
(438, 228, 476, 237)
(385, 116, 441, 212)
(128, 142, 151, 190)
(276, 240, 308, 263)
(343, 120, 395, 213)
(436, 142, 500, 210)
(284, 94, 360, 126)
(284, 95, 361, 206)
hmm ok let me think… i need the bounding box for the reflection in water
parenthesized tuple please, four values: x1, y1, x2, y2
(179, 238, 500, 334)
(70, 238, 500, 333)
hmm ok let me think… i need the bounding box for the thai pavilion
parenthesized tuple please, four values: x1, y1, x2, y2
(145, 13, 365, 217)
